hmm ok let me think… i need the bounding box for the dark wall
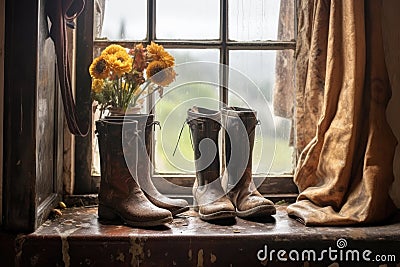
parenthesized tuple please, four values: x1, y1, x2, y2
(3, 0, 62, 232)
(384, 0, 400, 208)
(0, 0, 5, 226)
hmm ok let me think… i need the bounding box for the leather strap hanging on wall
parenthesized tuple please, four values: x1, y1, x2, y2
(46, 0, 89, 136)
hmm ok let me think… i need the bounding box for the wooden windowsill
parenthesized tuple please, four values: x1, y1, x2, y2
(13, 205, 400, 266)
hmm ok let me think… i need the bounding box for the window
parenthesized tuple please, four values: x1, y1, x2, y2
(81, 0, 297, 197)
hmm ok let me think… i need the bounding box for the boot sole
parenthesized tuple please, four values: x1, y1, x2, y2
(123, 216, 173, 227)
(98, 205, 173, 227)
(193, 201, 236, 221)
(236, 205, 276, 218)
(198, 210, 236, 221)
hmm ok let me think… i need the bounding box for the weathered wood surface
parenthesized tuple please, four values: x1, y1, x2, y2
(3, 0, 62, 232)
(15, 206, 400, 266)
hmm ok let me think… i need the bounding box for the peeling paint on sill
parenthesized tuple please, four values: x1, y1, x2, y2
(129, 236, 147, 267)
(197, 249, 203, 267)
(57, 228, 79, 267)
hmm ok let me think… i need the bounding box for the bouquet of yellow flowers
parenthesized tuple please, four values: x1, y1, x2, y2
(89, 42, 176, 114)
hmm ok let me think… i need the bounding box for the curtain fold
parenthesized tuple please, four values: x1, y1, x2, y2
(287, 0, 397, 225)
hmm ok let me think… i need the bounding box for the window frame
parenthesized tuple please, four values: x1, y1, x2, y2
(75, 0, 298, 200)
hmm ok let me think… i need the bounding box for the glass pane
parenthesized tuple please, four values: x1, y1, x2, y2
(229, 50, 294, 174)
(229, 0, 295, 41)
(156, 0, 220, 39)
(97, 0, 147, 40)
(154, 49, 220, 173)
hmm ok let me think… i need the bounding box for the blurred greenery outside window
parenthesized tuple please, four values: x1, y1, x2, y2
(92, 0, 296, 179)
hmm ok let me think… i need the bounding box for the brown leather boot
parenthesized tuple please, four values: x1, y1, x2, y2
(221, 107, 276, 218)
(187, 107, 236, 221)
(108, 114, 189, 216)
(96, 118, 173, 227)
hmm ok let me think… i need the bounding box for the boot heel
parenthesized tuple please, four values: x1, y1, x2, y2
(98, 205, 120, 223)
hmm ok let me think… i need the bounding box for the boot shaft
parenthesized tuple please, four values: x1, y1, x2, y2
(106, 114, 155, 177)
(187, 107, 221, 185)
(221, 107, 258, 189)
(96, 118, 139, 198)
(106, 114, 155, 155)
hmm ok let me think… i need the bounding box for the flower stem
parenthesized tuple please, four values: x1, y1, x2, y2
(133, 80, 151, 104)
(118, 77, 122, 108)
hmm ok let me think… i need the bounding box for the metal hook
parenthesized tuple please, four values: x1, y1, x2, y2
(147, 120, 161, 130)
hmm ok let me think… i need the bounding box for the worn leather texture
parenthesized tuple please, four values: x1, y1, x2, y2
(187, 107, 236, 220)
(107, 114, 189, 215)
(221, 107, 276, 218)
(96, 119, 172, 227)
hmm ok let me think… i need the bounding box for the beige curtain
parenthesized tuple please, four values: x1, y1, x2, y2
(287, 0, 398, 225)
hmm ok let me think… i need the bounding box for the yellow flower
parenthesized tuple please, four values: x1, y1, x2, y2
(91, 78, 104, 93)
(106, 50, 133, 76)
(146, 61, 165, 78)
(101, 44, 126, 56)
(146, 42, 175, 67)
(90, 42, 176, 111)
(89, 56, 109, 79)
(146, 61, 176, 87)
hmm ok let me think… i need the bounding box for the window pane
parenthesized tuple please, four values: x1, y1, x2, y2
(98, 0, 147, 40)
(229, 50, 294, 174)
(154, 50, 220, 174)
(229, 0, 294, 41)
(156, 0, 220, 39)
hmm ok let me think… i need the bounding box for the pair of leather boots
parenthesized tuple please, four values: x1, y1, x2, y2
(187, 106, 276, 221)
(96, 114, 189, 227)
